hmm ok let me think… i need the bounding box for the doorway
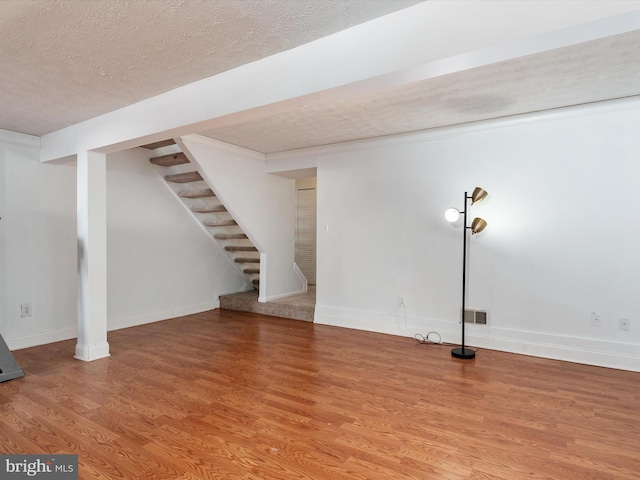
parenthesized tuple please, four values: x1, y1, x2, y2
(295, 178, 316, 285)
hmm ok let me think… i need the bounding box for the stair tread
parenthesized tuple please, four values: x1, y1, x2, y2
(149, 152, 189, 166)
(191, 205, 227, 213)
(225, 246, 258, 252)
(214, 233, 248, 240)
(234, 257, 260, 263)
(243, 268, 260, 274)
(165, 171, 203, 183)
(179, 189, 215, 198)
(142, 139, 177, 150)
(204, 220, 237, 227)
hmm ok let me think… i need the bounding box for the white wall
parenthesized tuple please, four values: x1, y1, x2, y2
(0, 135, 249, 351)
(311, 99, 640, 371)
(180, 135, 305, 301)
(106, 148, 249, 330)
(0, 130, 77, 350)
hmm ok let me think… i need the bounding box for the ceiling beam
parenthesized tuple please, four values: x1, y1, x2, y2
(40, 1, 640, 162)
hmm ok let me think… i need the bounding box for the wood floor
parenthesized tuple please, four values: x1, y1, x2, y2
(1, 310, 639, 479)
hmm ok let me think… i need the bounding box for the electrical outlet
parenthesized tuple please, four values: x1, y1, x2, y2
(21, 303, 32, 317)
(619, 317, 630, 331)
(590, 313, 601, 327)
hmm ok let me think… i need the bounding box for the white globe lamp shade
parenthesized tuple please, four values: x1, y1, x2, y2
(445, 208, 460, 223)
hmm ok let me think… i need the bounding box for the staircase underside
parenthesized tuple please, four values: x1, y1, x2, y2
(219, 287, 315, 322)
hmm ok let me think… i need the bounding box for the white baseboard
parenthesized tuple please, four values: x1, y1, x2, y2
(7, 326, 78, 351)
(74, 342, 110, 362)
(259, 288, 308, 303)
(107, 300, 219, 332)
(314, 306, 640, 372)
(7, 302, 220, 352)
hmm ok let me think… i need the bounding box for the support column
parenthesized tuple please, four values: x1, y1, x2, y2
(75, 151, 110, 361)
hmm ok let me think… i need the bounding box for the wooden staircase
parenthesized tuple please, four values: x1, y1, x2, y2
(146, 143, 260, 287)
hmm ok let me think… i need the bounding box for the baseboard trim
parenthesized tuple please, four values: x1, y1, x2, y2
(259, 288, 307, 303)
(7, 326, 78, 351)
(108, 300, 219, 332)
(314, 306, 640, 372)
(74, 342, 110, 362)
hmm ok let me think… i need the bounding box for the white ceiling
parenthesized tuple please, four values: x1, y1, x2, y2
(3, 1, 640, 155)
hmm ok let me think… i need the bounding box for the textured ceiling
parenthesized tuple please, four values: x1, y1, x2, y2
(3, 1, 640, 155)
(200, 29, 640, 153)
(0, 0, 421, 136)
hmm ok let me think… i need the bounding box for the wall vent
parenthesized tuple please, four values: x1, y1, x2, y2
(464, 309, 488, 325)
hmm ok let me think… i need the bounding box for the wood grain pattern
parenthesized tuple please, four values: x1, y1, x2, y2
(1, 310, 639, 479)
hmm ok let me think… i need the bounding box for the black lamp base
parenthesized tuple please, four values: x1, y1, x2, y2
(451, 347, 476, 359)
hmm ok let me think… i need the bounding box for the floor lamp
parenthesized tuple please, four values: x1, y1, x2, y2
(445, 187, 488, 360)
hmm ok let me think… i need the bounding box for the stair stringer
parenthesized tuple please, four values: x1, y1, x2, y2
(144, 143, 257, 291)
(178, 134, 306, 302)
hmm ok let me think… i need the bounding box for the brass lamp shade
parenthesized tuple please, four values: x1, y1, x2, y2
(471, 187, 488, 204)
(471, 217, 487, 234)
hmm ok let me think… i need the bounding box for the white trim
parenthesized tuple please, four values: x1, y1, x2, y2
(261, 289, 308, 302)
(260, 262, 308, 301)
(74, 342, 110, 362)
(293, 262, 308, 293)
(314, 306, 640, 372)
(107, 300, 219, 332)
(0, 129, 40, 148)
(258, 252, 267, 302)
(7, 326, 78, 351)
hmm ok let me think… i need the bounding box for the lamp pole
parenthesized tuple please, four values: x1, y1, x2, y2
(452, 191, 475, 360)
(446, 187, 487, 359)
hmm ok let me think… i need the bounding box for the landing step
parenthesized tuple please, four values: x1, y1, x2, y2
(204, 220, 237, 227)
(234, 257, 260, 263)
(219, 287, 316, 322)
(179, 189, 215, 199)
(225, 246, 258, 252)
(214, 233, 248, 240)
(192, 205, 227, 213)
(149, 152, 189, 166)
(165, 171, 203, 183)
(244, 268, 260, 274)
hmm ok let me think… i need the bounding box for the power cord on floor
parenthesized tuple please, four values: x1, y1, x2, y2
(414, 331, 480, 353)
(414, 331, 444, 344)
(399, 303, 479, 353)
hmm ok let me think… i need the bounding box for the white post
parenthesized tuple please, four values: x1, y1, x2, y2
(75, 150, 110, 361)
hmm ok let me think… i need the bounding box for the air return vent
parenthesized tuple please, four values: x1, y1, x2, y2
(464, 309, 488, 325)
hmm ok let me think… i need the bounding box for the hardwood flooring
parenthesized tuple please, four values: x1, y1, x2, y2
(1, 309, 639, 479)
